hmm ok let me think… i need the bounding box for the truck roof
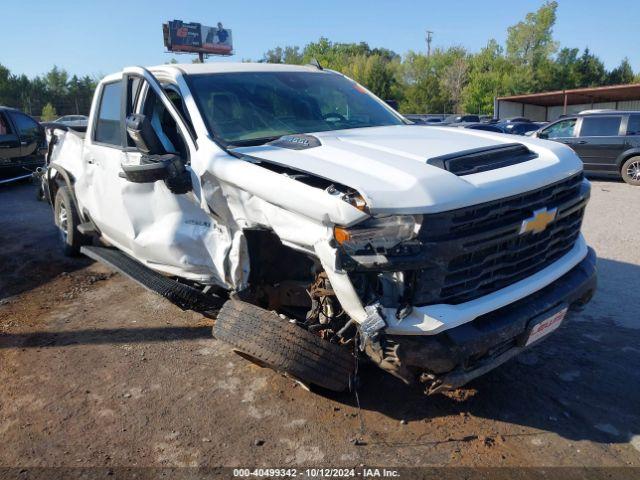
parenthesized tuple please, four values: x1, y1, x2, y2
(149, 62, 325, 76)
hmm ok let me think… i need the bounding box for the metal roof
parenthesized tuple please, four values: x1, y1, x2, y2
(497, 83, 640, 106)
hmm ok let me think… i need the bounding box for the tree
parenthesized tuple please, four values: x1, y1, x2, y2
(262, 46, 303, 64)
(506, 1, 558, 68)
(608, 58, 635, 85)
(443, 57, 469, 113)
(44, 66, 69, 96)
(399, 48, 464, 113)
(41, 103, 57, 121)
(576, 48, 607, 87)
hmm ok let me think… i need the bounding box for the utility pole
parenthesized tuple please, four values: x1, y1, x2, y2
(426, 30, 433, 56)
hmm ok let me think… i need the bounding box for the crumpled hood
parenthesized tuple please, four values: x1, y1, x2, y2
(233, 125, 583, 214)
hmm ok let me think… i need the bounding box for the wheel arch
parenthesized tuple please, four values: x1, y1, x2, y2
(615, 149, 640, 171)
(47, 164, 86, 222)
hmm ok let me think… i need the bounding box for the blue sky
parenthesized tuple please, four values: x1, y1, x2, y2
(2, 0, 638, 78)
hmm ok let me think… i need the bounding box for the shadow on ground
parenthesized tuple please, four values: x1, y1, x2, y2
(0, 181, 90, 299)
(0, 326, 213, 349)
(328, 256, 640, 445)
(2, 182, 638, 448)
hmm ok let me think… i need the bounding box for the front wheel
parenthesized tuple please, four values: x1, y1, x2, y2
(54, 186, 89, 256)
(621, 156, 640, 186)
(214, 300, 355, 392)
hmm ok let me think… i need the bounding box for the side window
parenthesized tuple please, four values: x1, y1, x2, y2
(94, 81, 123, 146)
(9, 112, 40, 140)
(163, 86, 195, 139)
(0, 113, 13, 136)
(139, 86, 188, 160)
(579, 116, 622, 137)
(626, 115, 640, 136)
(544, 118, 576, 138)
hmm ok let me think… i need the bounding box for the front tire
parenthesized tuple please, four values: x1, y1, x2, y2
(54, 186, 89, 256)
(214, 300, 355, 392)
(621, 156, 640, 186)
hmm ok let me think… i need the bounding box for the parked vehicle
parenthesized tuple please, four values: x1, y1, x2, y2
(464, 123, 504, 132)
(447, 122, 505, 133)
(0, 106, 46, 184)
(443, 114, 481, 124)
(404, 114, 443, 125)
(44, 63, 596, 394)
(502, 117, 531, 123)
(53, 115, 89, 128)
(499, 121, 545, 136)
(532, 111, 640, 185)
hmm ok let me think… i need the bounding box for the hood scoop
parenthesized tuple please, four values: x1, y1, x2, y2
(426, 143, 538, 176)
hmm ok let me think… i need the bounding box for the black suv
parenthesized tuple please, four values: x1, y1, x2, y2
(0, 106, 46, 184)
(534, 111, 640, 185)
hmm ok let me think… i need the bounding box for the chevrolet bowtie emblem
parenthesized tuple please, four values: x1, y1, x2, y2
(519, 207, 558, 235)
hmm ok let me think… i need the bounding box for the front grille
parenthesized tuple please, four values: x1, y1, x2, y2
(412, 173, 588, 305)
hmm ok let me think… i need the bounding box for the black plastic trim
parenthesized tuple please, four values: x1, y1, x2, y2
(427, 143, 538, 176)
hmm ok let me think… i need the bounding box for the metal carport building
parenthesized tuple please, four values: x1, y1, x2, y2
(495, 83, 640, 122)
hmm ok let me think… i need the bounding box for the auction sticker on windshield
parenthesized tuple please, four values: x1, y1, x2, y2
(525, 307, 568, 346)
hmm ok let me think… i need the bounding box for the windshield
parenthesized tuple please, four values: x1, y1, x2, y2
(188, 71, 404, 145)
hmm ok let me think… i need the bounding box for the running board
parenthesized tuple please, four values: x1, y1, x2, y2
(81, 246, 224, 314)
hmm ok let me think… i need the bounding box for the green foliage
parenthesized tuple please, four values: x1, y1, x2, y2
(257, 2, 636, 115)
(506, 0, 558, 68)
(1, 1, 637, 119)
(41, 102, 57, 121)
(0, 64, 97, 117)
(608, 58, 635, 85)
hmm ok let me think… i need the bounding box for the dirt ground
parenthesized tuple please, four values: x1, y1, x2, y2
(1, 178, 639, 475)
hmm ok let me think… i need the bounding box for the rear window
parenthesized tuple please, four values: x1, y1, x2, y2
(580, 116, 622, 137)
(627, 115, 640, 136)
(94, 81, 122, 146)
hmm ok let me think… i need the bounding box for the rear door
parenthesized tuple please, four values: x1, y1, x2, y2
(573, 115, 625, 173)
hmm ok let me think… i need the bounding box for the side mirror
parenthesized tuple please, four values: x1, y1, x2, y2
(538, 131, 548, 139)
(126, 114, 164, 155)
(121, 114, 192, 194)
(120, 154, 192, 194)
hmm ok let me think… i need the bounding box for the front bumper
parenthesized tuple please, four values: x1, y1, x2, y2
(375, 247, 597, 393)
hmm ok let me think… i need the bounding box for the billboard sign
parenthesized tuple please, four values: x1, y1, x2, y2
(163, 20, 233, 56)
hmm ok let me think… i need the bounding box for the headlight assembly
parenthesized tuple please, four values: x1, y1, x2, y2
(334, 215, 422, 253)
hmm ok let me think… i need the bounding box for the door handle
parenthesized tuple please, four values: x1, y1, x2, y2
(20, 141, 28, 146)
(576, 140, 587, 144)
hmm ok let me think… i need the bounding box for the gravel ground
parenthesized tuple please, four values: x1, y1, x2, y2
(0, 178, 639, 476)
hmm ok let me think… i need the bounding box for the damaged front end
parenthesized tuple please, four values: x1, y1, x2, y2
(331, 174, 597, 393)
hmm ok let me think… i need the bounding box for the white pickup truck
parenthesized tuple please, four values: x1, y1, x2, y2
(44, 63, 596, 393)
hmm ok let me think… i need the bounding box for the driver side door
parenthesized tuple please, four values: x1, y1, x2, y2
(85, 68, 225, 282)
(539, 117, 579, 151)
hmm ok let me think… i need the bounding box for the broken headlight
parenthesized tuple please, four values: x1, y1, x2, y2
(334, 215, 422, 253)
